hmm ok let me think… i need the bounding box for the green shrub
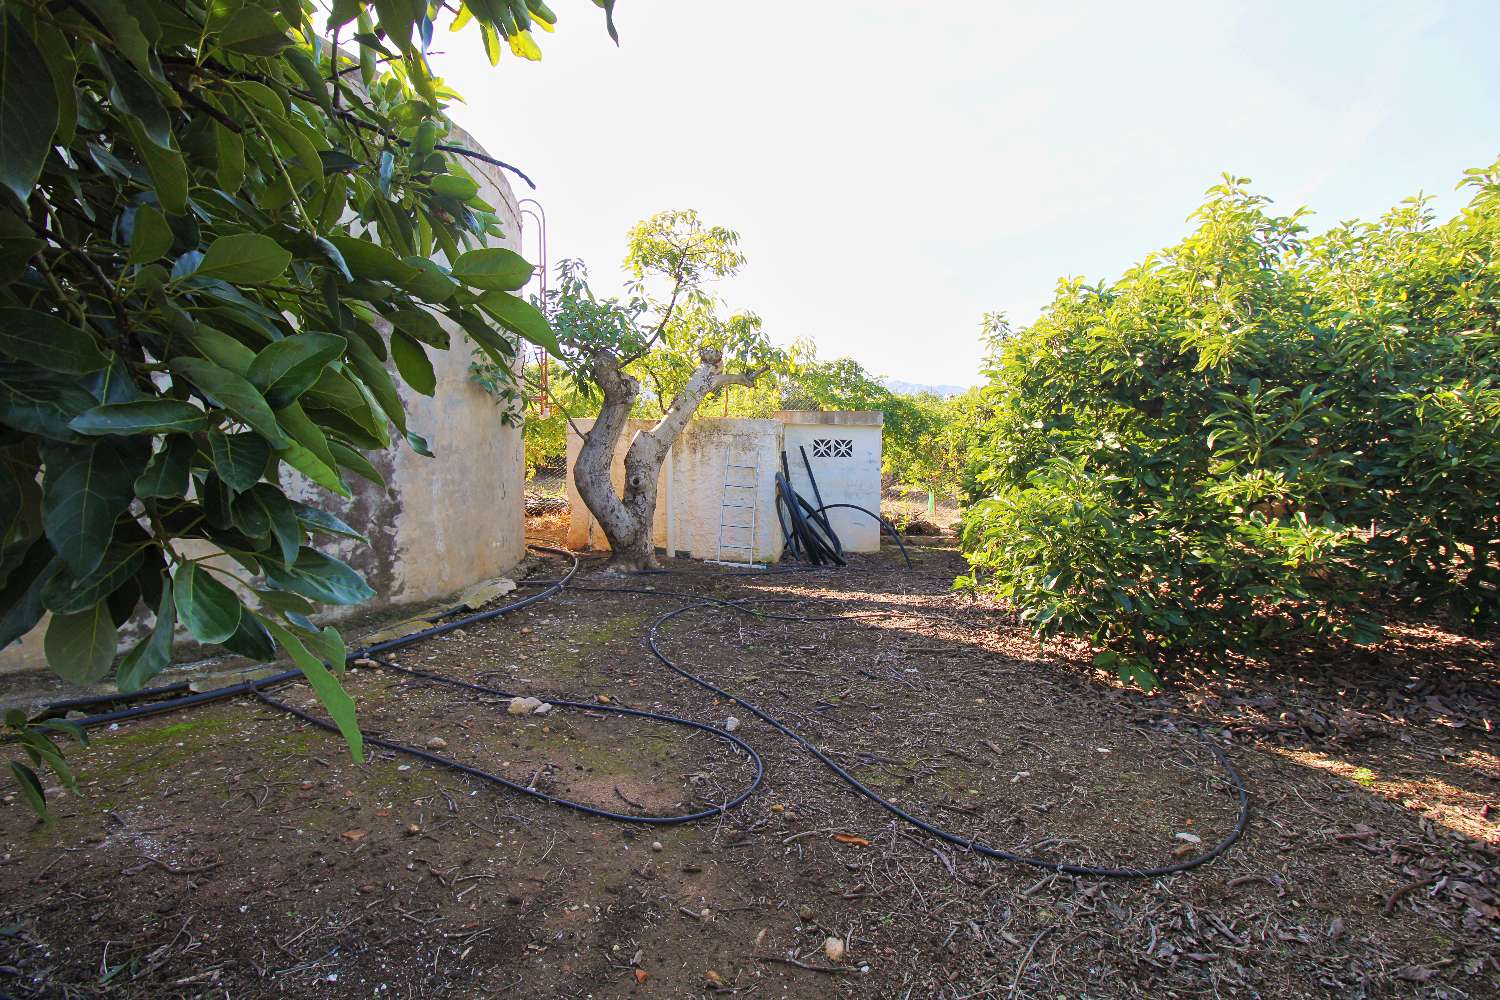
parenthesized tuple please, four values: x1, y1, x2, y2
(960, 166, 1500, 685)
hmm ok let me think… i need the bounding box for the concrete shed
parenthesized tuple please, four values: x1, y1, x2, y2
(778, 410, 885, 554)
(565, 410, 885, 564)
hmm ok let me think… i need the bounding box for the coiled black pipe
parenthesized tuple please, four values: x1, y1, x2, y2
(255, 658, 763, 825)
(806, 502, 914, 570)
(641, 596, 1249, 878)
(23, 546, 1248, 878)
(34, 545, 582, 728)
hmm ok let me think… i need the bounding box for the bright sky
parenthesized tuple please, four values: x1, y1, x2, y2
(440, 1, 1500, 388)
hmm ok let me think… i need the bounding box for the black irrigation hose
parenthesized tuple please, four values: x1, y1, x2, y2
(807, 502, 914, 571)
(796, 446, 844, 559)
(37, 545, 581, 727)
(641, 596, 1249, 879)
(253, 658, 763, 826)
(24, 544, 1249, 879)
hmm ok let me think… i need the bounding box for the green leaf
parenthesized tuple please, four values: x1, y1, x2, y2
(346, 334, 407, 433)
(387, 307, 449, 348)
(69, 400, 208, 435)
(171, 357, 287, 447)
(76, 0, 153, 75)
(264, 616, 363, 762)
(390, 331, 435, 396)
(44, 600, 117, 683)
(246, 332, 346, 408)
(214, 122, 245, 192)
(429, 173, 479, 200)
(262, 547, 374, 605)
(31, 22, 75, 147)
(452, 247, 533, 291)
(0, 537, 59, 648)
(9, 760, 47, 818)
(0, 13, 60, 204)
(220, 609, 276, 659)
(41, 543, 142, 614)
(0, 308, 109, 375)
(0, 366, 94, 441)
(478, 291, 559, 355)
(128, 206, 173, 264)
(197, 234, 292, 284)
(325, 234, 418, 282)
(96, 44, 171, 149)
(216, 8, 293, 56)
(242, 483, 302, 563)
(289, 499, 367, 543)
(274, 400, 349, 496)
(42, 440, 148, 576)
(209, 431, 272, 491)
(116, 578, 174, 692)
(329, 440, 385, 486)
(125, 119, 188, 215)
(172, 562, 242, 643)
(134, 436, 195, 499)
(188, 326, 256, 375)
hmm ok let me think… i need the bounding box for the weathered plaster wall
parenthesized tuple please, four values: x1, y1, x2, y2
(779, 410, 885, 554)
(563, 411, 884, 563)
(565, 418, 785, 563)
(0, 125, 525, 675)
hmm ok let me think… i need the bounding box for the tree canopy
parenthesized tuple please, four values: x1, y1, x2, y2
(960, 166, 1500, 687)
(0, 0, 614, 815)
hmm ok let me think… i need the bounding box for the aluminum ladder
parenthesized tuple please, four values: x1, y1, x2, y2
(708, 457, 763, 568)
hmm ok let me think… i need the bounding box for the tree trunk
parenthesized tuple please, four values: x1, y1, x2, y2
(572, 348, 761, 572)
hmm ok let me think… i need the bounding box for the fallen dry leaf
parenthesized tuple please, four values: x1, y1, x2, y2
(633, 969, 648, 984)
(705, 969, 726, 987)
(833, 833, 871, 846)
(341, 829, 366, 841)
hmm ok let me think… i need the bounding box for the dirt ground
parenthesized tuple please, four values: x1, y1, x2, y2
(1, 521, 1496, 999)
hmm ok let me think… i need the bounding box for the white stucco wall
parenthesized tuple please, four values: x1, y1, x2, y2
(779, 411, 885, 553)
(0, 124, 526, 676)
(564, 410, 885, 563)
(565, 418, 785, 564)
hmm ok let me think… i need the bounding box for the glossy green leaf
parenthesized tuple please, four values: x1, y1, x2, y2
(246, 332, 346, 408)
(209, 431, 272, 491)
(478, 291, 559, 355)
(390, 331, 435, 395)
(452, 247, 533, 291)
(274, 400, 349, 497)
(262, 547, 374, 605)
(387, 307, 449, 348)
(128, 206, 173, 264)
(69, 400, 209, 435)
(217, 8, 293, 55)
(41, 543, 143, 614)
(263, 616, 363, 762)
(172, 561, 242, 643)
(329, 440, 385, 486)
(44, 600, 117, 683)
(42, 440, 148, 576)
(171, 357, 286, 447)
(0, 537, 59, 648)
(134, 436, 196, 499)
(197, 234, 293, 284)
(0, 309, 109, 375)
(0, 13, 60, 204)
(116, 578, 174, 692)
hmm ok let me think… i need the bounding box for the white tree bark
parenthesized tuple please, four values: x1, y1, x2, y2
(572, 348, 761, 571)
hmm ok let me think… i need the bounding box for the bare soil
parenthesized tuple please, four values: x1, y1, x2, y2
(1, 525, 1495, 999)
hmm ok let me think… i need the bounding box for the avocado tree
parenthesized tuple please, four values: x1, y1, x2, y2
(546, 210, 773, 571)
(0, 0, 614, 815)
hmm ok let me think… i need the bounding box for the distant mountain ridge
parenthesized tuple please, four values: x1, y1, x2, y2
(881, 378, 971, 398)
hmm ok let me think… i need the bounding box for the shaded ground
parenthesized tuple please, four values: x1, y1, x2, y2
(1, 531, 1496, 999)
